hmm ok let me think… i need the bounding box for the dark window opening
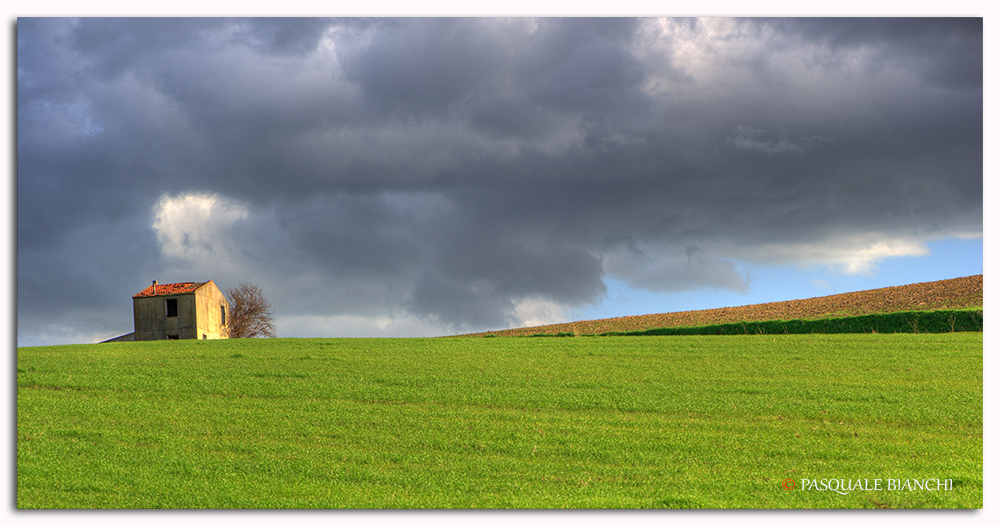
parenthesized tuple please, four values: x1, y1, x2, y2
(167, 335, 179, 340)
(166, 298, 178, 317)
(221, 305, 226, 326)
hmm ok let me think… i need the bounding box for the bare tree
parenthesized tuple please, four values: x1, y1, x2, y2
(225, 283, 276, 338)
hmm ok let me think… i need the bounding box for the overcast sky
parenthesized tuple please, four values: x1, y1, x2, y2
(15, 17, 983, 346)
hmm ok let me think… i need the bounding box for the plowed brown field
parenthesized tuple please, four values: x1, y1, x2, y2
(466, 275, 983, 337)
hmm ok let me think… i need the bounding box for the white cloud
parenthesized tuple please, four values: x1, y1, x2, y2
(741, 234, 932, 275)
(151, 192, 249, 269)
(512, 297, 570, 328)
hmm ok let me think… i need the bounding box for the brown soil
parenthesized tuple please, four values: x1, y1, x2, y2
(465, 275, 983, 337)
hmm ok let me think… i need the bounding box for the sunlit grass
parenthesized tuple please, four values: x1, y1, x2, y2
(17, 334, 982, 508)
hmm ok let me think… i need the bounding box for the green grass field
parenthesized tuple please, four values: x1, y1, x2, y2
(17, 334, 982, 509)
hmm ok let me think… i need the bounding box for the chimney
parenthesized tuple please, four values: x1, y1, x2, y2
(153, 280, 157, 294)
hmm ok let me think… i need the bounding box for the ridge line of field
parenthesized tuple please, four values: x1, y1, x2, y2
(462, 275, 983, 337)
(578, 308, 983, 337)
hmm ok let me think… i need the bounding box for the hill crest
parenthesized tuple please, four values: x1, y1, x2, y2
(467, 275, 983, 337)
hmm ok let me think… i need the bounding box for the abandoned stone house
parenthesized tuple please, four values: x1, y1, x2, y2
(132, 280, 231, 341)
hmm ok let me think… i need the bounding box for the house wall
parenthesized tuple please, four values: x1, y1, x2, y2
(133, 294, 198, 341)
(194, 283, 230, 340)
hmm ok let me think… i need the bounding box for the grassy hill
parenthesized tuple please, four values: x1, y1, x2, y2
(466, 275, 983, 337)
(17, 334, 983, 508)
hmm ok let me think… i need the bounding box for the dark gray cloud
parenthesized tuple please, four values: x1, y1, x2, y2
(17, 17, 982, 345)
(773, 17, 983, 89)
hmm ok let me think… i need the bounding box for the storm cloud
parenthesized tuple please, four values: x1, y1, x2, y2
(17, 17, 982, 344)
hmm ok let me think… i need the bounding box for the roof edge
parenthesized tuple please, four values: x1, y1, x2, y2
(132, 281, 210, 299)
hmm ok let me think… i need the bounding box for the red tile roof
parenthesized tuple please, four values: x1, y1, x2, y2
(133, 282, 207, 298)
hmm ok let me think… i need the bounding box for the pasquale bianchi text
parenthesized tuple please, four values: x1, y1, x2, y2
(799, 479, 954, 495)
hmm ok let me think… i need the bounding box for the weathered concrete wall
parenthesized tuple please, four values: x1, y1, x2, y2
(132, 281, 230, 341)
(133, 294, 197, 341)
(194, 282, 230, 340)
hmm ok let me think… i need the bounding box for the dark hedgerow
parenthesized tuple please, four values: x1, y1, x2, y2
(594, 309, 984, 337)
